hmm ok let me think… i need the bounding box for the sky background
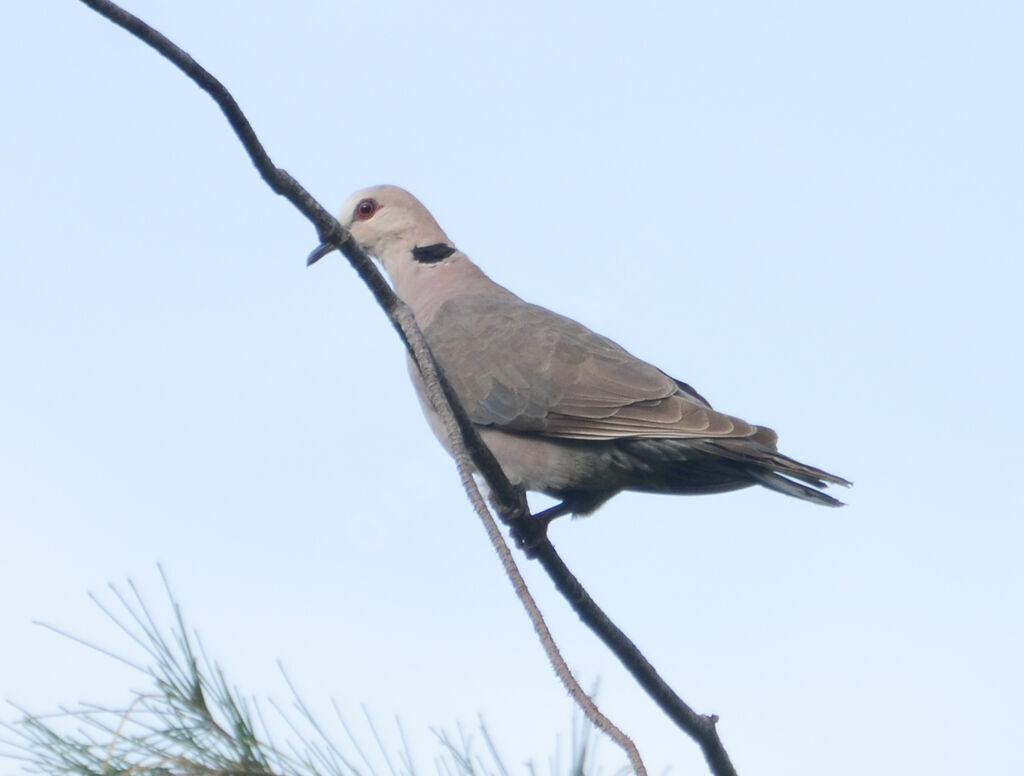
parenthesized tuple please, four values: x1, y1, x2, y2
(2, 1, 1022, 774)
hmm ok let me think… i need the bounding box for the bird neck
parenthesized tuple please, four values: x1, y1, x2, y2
(387, 252, 516, 328)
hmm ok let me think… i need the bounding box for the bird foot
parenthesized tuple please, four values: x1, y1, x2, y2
(509, 502, 572, 558)
(510, 516, 551, 557)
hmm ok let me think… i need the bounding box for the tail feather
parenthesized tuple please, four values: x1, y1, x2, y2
(748, 469, 846, 507)
(695, 436, 851, 507)
(617, 435, 850, 506)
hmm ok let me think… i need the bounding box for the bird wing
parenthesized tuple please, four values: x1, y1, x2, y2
(423, 295, 759, 441)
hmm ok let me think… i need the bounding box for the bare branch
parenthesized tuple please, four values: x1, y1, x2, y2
(528, 545, 736, 775)
(73, 1, 738, 774)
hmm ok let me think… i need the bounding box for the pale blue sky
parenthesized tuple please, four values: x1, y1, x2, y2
(2, 1, 1022, 774)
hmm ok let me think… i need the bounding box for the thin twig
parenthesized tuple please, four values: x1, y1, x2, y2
(73, 2, 737, 774)
(529, 544, 734, 775)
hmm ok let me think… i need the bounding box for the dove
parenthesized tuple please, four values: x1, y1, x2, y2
(308, 185, 849, 531)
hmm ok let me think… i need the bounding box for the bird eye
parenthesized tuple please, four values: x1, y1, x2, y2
(354, 198, 379, 221)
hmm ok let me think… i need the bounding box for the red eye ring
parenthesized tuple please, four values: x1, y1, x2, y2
(354, 198, 379, 221)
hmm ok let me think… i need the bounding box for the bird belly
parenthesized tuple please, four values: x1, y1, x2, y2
(411, 378, 625, 496)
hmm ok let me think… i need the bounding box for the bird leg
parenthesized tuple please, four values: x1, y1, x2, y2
(509, 501, 574, 556)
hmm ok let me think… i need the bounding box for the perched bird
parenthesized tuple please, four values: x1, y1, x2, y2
(308, 185, 849, 530)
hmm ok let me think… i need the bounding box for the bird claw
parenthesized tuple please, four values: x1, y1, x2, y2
(502, 499, 530, 524)
(509, 515, 551, 558)
(508, 501, 576, 557)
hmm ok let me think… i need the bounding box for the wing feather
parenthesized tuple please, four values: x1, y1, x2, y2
(424, 295, 758, 442)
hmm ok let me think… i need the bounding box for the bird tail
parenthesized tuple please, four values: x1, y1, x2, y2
(698, 434, 851, 507)
(748, 469, 846, 507)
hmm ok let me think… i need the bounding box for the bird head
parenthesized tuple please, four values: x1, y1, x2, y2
(307, 185, 456, 278)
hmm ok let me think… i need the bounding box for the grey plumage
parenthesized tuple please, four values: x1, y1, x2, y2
(310, 185, 849, 519)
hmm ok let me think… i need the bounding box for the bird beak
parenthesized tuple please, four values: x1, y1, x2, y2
(307, 242, 337, 266)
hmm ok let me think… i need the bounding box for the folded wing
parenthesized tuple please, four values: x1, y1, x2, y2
(424, 295, 760, 442)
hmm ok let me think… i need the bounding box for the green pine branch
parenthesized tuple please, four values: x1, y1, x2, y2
(1, 570, 624, 776)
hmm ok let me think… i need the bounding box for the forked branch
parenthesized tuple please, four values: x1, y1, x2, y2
(74, 2, 737, 774)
